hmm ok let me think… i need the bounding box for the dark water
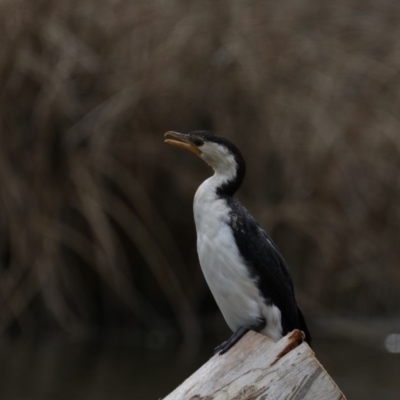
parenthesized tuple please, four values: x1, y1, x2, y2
(0, 334, 399, 400)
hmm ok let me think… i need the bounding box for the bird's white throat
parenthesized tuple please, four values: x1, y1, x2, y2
(199, 143, 238, 180)
(193, 146, 238, 229)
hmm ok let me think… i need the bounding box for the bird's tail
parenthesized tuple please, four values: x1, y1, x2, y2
(297, 306, 312, 346)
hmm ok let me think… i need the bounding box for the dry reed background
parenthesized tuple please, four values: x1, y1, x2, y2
(1, 0, 400, 350)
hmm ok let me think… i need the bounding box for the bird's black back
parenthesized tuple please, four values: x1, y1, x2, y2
(224, 196, 312, 345)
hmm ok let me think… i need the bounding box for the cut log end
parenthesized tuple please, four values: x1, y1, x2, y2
(164, 330, 346, 400)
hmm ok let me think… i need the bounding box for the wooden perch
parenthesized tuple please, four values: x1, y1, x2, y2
(164, 330, 346, 400)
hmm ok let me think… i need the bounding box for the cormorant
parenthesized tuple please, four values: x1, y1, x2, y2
(164, 131, 311, 354)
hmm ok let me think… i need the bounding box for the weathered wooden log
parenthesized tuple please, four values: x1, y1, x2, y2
(164, 330, 346, 400)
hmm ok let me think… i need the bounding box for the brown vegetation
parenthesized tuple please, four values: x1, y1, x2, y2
(1, 0, 400, 340)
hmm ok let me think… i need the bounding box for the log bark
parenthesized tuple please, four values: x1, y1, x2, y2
(164, 330, 346, 400)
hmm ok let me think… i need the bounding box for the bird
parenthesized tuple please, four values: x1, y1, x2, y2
(164, 130, 311, 355)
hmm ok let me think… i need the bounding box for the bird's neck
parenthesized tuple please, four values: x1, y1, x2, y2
(201, 155, 246, 199)
(193, 159, 245, 235)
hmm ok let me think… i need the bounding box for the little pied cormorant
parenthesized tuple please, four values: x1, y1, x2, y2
(164, 131, 311, 354)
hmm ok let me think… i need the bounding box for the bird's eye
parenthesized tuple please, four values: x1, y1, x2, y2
(192, 138, 204, 147)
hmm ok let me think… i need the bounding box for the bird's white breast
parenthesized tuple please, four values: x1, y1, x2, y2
(193, 177, 283, 340)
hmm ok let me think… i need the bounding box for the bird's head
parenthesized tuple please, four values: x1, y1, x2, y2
(164, 130, 246, 195)
(164, 130, 243, 171)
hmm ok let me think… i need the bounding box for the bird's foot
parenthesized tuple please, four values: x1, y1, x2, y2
(214, 326, 249, 355)
(214, 318, 266, 356)
(214, 340, 228, 355)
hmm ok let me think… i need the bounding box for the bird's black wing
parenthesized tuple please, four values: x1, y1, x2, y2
(226, 198, 311, 344)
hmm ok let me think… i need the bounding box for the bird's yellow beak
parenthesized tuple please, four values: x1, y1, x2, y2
(164, 131, 202, 156)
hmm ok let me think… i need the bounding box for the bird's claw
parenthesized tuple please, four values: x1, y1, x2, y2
(214, 340, 228, 355)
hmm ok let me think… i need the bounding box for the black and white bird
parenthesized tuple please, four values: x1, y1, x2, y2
(164, 130, 311, 354)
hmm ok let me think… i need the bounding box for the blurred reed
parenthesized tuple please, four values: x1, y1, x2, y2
(0, 0, 399, 341)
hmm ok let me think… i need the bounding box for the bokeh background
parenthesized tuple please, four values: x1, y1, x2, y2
(1, 0, 400, 399)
